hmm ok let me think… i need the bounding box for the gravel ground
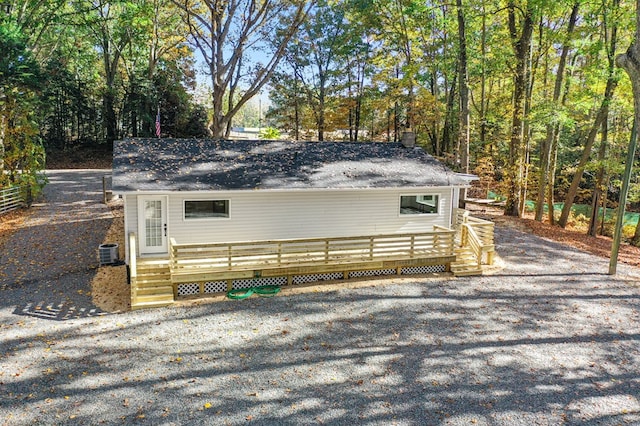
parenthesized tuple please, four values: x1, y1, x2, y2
(1, 170, 640, 425)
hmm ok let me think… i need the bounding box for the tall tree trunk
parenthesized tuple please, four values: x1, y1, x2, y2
(210, 80, 227, 138)
(505, 0, 534, 217)
(354, 62, 365, 142)
(294, 95, 300, 141)
(394, 100, 399, 142)
(611, 0, 640, 272)
(348, 72, 354, 142)
(103, 89, 117, 145)
(559, 10, 619, 228)
(318, 82, 325, 141)
(589, 119, 609, 236)
(0, 87, 5, 174)
(547, 54, 578, 224)
(456, 0, 470, 206)
(442, 74, 457, 156)
(558, 81, 617, 228)
(294, 73, 301, 141)
(479, 0, 488, 150)
(535, 3, 579, 221)
(520, 19, 538, 216)
(100, 31, 122, 147)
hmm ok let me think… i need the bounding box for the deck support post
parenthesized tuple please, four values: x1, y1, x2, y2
(369, 237, 374, 259)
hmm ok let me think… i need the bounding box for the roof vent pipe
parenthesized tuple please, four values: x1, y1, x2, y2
(401, 129, 416, 148)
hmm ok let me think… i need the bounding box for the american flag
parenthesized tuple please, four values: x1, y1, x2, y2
(155, 108, 161, 137)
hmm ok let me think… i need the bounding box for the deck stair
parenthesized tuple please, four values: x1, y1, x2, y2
(131, 260, 174, 310)
(450, 246, 483, 277)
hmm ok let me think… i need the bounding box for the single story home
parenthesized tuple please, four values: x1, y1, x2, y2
(112, 137, 493, 309)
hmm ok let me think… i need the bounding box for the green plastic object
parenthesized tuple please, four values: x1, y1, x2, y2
(226, 288, 255, 300)
(253, 285, 281, 297)
(226, 285, 281, 299)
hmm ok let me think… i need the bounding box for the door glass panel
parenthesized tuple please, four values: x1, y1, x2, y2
(145, 200, 162, 247)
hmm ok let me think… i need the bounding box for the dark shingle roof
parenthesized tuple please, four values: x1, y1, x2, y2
(112, 138, 475, 192)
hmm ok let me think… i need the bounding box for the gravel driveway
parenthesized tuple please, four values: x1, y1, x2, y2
(1, 170, 640, 425)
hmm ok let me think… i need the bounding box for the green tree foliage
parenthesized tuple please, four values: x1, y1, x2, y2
(267, 0, 638, 228)
(3, 0, 640, 238)
(266, 71, 311, 140)
(0, 23, 44, 187)
(1, 0, 207, 165)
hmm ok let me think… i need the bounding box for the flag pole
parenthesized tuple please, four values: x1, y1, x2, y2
(155, 106, 161, 138)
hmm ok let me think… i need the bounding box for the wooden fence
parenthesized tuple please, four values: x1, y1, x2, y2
(0, 186, 25, 215)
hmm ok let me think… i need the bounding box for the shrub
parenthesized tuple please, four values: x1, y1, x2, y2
(258, 127, 281, 140)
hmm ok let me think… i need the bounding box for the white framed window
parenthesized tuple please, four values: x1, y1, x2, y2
(184, 200, 229, 219)
(400, 194, 439, 215)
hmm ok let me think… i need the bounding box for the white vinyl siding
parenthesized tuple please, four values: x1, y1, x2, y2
(160, 188, 452, 245)
(124, 188, 454, 263)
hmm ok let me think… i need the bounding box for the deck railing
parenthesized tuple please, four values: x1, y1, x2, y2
(169, 229, 456, 282)
(455, 208, 495, 265)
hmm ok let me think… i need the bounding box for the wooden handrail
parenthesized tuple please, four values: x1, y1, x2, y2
(463, 224, 483, 266)
(129, 232, 137, 281)
(454, 208, 495, 256)
(460, 222, 495, 266)
(129, 232, 138, 304)
(169, 237, 177, 270)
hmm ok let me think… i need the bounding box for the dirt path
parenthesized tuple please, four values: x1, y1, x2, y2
(0, 170, 114, 319)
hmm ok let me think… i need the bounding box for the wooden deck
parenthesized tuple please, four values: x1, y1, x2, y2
(130, 213, 495, 310)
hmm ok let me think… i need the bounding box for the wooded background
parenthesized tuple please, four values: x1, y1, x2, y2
(1, 0, 639, 240)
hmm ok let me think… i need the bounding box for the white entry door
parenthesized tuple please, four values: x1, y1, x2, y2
(138, 196, 168, 255)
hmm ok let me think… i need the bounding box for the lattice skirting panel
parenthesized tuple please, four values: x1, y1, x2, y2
(204, 281, 227, 294)
(401, 265, 446, 275)
(177, 265, 447, 297)
(292, 272, 344, 285)
(232, 277, 288, 290)
(177, 283, 200, 296)
(349, 268, 396, 278)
